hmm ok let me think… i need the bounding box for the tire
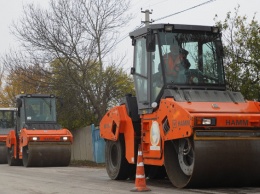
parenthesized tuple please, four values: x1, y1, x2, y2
(7, 146, 22, 166)
(105, 135, 132, 180)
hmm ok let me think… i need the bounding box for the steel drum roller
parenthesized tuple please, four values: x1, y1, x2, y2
(164, 133, 260, 188)
(0, 143, 7, 163)
(23, 142, 71, 167)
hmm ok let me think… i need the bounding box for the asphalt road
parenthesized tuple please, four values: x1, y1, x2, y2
(1, 164, 260, 194)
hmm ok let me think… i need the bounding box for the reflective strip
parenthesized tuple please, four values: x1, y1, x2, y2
(138, 151, 142, 155)
(136, 175, 145, 179)
(137, 162, 144, 167)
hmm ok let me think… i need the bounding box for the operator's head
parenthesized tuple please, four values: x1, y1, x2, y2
(180, 48, 189, 57)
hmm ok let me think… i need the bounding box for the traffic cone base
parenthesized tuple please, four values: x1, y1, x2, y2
(130, 147, 151, 192)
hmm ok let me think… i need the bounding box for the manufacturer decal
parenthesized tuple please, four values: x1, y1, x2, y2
(173, 120, 177, 128)
(104, 123, 111, 129)
(212, 103, 219, 108)
(150, 145, 160, 151)
(226, 120, 248, 126)
(173, 120, 190, 127)
(150, 121, 160, 146)
(178, 120, 190, 126)
(44, 137, 56, 141)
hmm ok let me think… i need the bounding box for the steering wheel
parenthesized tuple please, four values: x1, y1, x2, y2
(185, 69, 199, 84)
(186, 69, 218, 84)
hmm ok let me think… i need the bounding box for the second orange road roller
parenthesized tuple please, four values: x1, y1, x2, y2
(6, 93, 73, 167)
(0, 107, 16, 163)
(100, 23, 260, 188)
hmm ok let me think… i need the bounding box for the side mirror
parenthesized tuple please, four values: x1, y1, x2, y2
(146, 32, 155, 52)
(16, 98, 22, 108)
(57, 97, 64, 108)
(130, 67, 135, 75)
(215, 39, 224, 57)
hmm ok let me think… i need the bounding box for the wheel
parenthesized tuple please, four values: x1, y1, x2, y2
(185, 69, 202, 84)
(105, 135, 133, 180)
(7, 146, 22, 166)
(164, 138, 194, 188)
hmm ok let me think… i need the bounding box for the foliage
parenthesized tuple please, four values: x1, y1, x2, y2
(0, 64, 51, 107)
(51, 58, 134, 129)
(214, 5, 260, 100)
(0, 0, 133, 129)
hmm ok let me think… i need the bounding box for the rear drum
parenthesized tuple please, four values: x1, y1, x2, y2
(105, 135, 135, 180)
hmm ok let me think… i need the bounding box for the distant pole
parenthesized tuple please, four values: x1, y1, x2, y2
(141, 9, 153, 26)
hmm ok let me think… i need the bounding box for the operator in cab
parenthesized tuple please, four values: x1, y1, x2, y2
(162, 42, 191, 83)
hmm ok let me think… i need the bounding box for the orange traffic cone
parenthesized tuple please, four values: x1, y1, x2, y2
(131, 145, 151, 192)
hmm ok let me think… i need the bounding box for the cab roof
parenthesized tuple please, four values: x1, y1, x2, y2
(129, 23, 217, 38)
(16, 94, 56, 99)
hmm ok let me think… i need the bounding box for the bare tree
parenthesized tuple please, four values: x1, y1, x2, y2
(78, 0, 131, 70)
(0, 64, 3, 85)
(9, 0, 131, 68)
(1, 0, 133, 127)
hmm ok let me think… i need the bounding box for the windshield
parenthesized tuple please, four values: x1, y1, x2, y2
(152, 31, 225, 87)
(0, 109, 16, 134)
(24, 97, 56, 122)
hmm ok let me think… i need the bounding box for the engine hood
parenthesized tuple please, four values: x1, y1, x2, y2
(162, 89, 260, 113)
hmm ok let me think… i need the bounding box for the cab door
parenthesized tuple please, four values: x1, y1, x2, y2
(132, 37, 149, 114)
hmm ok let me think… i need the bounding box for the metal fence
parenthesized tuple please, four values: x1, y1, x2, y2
(71, 125, 105, 163)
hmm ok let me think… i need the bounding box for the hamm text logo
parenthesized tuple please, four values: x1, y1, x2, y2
(226, 120, 248, 126)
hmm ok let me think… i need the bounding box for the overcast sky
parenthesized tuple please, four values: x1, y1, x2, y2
(0, 0, 259, 70)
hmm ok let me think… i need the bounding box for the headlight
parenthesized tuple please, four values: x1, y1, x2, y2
(202, 118, 212, 125)
(195, 117, 216, 126)
(212, 27, 219, 33)
(164, 25, 173, 31)
(32, 137, 38, 141)
(62, 137, 68, 141)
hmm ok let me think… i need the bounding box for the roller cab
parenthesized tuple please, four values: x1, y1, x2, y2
(100, 23, 260, 188)
(0, 108, 16, 163)
(6, 94, 73, 167)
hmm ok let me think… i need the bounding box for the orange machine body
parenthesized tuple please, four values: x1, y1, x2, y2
(0, 107, 16, 163)
(6, 94, 73, 167)
(100, 98, 260, 166)
(6, 128, 73, 160)
(100, 23, 260, 188)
